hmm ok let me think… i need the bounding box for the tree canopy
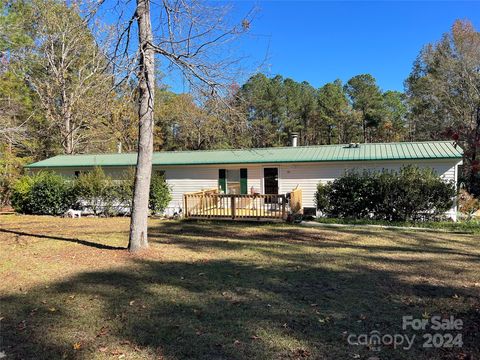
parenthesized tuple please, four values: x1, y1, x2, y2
(0, 2, 478, 203)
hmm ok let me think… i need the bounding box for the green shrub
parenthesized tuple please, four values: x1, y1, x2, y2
(11, 172, 73, 215)
(0, 176, 12, 208)
(11, 175, 34, 213)
(11, 167, 172, 216)
(149, 173, 172, 214)
(322, 170, 383, 219)
(113, 170, 171, 215)
(315, 166, 456, 222)
(391, 166, 455, 221)
(314, 182, 330, 214)
(73, 167, 115, 215)
(29, 173, 73, 215)
(0, 150, 30, 207)
(111, 168, 135, 214)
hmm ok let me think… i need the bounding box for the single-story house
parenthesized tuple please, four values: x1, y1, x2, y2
(25, 140, 463, 219)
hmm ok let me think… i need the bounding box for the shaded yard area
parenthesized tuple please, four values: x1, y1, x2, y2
(0, 215, 479, 360)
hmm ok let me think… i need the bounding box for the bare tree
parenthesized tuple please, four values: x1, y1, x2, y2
(128, 0, 155, 252)
(117, 0, 253, 251)
(18, 0, 114, 154)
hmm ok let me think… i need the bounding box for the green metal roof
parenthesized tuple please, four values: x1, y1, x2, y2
(25, 141, 463, 168)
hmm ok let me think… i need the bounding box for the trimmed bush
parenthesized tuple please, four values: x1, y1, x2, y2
(11, 172, 73, 215)
(11, 167, 172, 216)
(149, 173, 172, 214)
(114, 170, 172, 214)
(10, 175, 34, 213)
(73, 167, 116, 215)
(315, 166, 456, 221)
(0, 151, 30, 208)
(314, 182, 330, 216)
(112, 168, 135, 212)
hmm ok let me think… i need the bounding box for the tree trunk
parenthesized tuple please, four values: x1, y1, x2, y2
(362, 109, 367, 143)
(128, 0, 155, 252)
(62, 87, 73, 154)
(64, 112, 73, 154)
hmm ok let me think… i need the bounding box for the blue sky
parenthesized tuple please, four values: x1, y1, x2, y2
(228, 1, 480, 92)
(106, 1, 480, 93)
(221, 1, 480, 93)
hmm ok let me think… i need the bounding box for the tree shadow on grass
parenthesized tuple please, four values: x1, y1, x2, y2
(1, 259, 479, 358)
(149, 221, 480, 261)
(0, 228, 125, 250)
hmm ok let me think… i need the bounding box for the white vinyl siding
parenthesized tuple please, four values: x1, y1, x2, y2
(30, 159, 460, 218)
(160, 167, 217, 209)
(159, 164, 262, 211)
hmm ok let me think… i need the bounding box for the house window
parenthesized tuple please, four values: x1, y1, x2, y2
(219, 168, 248, 194)
(226, 169, 241, 194)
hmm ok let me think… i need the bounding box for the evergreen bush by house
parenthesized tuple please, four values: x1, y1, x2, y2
(149, 173, 172, 214)
(11, 172, 73, 215)
(315, 166, 456, 221)
(73, 167, 116, 215)
(112, 168, 136, 213)
(11, 168, 173, 216)
(11, 175, 34, 213)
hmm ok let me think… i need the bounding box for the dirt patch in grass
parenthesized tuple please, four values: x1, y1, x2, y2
(0, 215, 479, 359)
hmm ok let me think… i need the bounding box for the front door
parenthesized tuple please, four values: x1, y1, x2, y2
(264, 168, 279, 194)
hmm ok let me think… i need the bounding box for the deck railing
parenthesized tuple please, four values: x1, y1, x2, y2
(184, 189, 288, 220)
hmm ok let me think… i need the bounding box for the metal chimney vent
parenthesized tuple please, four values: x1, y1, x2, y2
(291, 133, 299, 147)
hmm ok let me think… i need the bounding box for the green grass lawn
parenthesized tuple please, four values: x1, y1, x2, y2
(314, 217, 480, 234)
(0, 215, 479, 360)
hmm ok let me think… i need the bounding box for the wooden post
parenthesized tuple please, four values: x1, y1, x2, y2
(231, 196, 236, 219)
(282, 195, 286, 219)
(256, 196, 260, 220)
(184, 195, 188, 218)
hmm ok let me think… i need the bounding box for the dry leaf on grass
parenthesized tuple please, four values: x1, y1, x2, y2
(97, 326, 109, 337)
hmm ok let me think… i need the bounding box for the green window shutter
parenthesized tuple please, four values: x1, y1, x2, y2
(240, 168, 248, 194)
(219, 169, 226, 193)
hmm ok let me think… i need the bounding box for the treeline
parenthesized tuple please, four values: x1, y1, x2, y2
(232, 74, 408, 148)
(0, 0, 479, 203)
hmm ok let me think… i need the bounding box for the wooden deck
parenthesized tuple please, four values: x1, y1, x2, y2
(183, 188, 302, 221)
(187, 205, 285, 220)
